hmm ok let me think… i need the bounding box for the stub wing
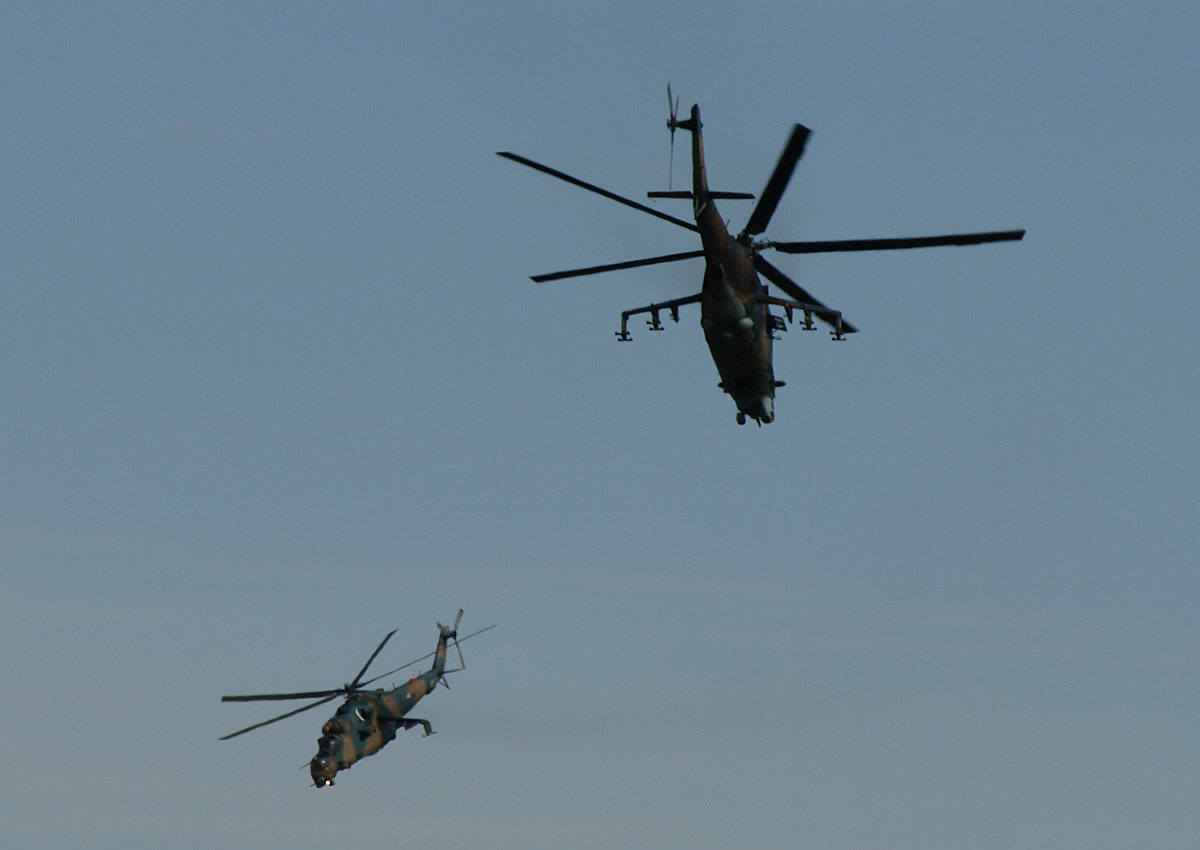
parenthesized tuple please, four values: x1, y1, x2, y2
(754, 256, 857, 336)
(615, 293, 703, 340)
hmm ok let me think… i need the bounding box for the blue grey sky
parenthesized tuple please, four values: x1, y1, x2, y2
(2, 2, 1197, 848)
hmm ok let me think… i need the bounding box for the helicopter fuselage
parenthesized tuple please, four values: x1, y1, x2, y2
(687, 108, 778, 424)
(501, 96, 1024, 426)
(221, 610, 494, 790)
(309, 649, 441, 787)
(696, 224, 777, 424)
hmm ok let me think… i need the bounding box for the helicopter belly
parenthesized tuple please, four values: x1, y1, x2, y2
(707, 339, 769, 381)
(707, 335, 776, 415)
(700, 276, 777, 424)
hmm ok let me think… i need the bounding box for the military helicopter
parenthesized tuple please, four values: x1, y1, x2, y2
(220, 610, 495, 788)
(499, 88, 1025, 425)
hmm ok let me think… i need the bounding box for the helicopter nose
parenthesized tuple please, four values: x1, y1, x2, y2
(737, 396, 774, 424)
(310, 755, 336, 788)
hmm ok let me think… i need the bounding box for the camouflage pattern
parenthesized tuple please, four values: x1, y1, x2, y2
(503, 96, 1022, 424)
(220, 612, 494, 789)
(678, 104, 784, 425)
(503, 105, 836, 427)
(309, 625, 450, 787)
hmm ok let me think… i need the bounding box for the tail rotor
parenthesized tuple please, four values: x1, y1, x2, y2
(437, 609, 466, 688)
(666, 83, 681, 189)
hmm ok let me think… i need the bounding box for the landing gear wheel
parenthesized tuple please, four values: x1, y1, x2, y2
(736, 412, 746, 425)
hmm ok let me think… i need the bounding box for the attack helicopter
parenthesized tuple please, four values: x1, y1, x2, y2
(220, 610, 495, 788)
(499, 89, 1025, 425)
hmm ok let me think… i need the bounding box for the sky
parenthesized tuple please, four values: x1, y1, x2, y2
(2, 2, 1197, 848)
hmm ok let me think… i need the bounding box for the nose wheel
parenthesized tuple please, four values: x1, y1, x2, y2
(736, 412, 746, 425)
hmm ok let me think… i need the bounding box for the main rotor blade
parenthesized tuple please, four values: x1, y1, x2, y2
(754, 256, 857, 334)
(221, 689, 344, 703)
(347, 628, 398, 689)
(357, 623, 498, 688)
(497, 152, 698, 233)
(219, 694, 339, 741)
(222, 627, 398, 705)
(742, 124, 811, 238)
(532, 250, 704, 283)
(767, 229, 1025, 254)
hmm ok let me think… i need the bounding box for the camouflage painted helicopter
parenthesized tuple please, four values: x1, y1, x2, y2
(499, 89, 1025, 425)
(220, 610, 495, 788)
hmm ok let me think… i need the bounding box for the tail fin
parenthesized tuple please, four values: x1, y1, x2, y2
(676, 104, 710, 220)
(431, 609, 464, 683)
